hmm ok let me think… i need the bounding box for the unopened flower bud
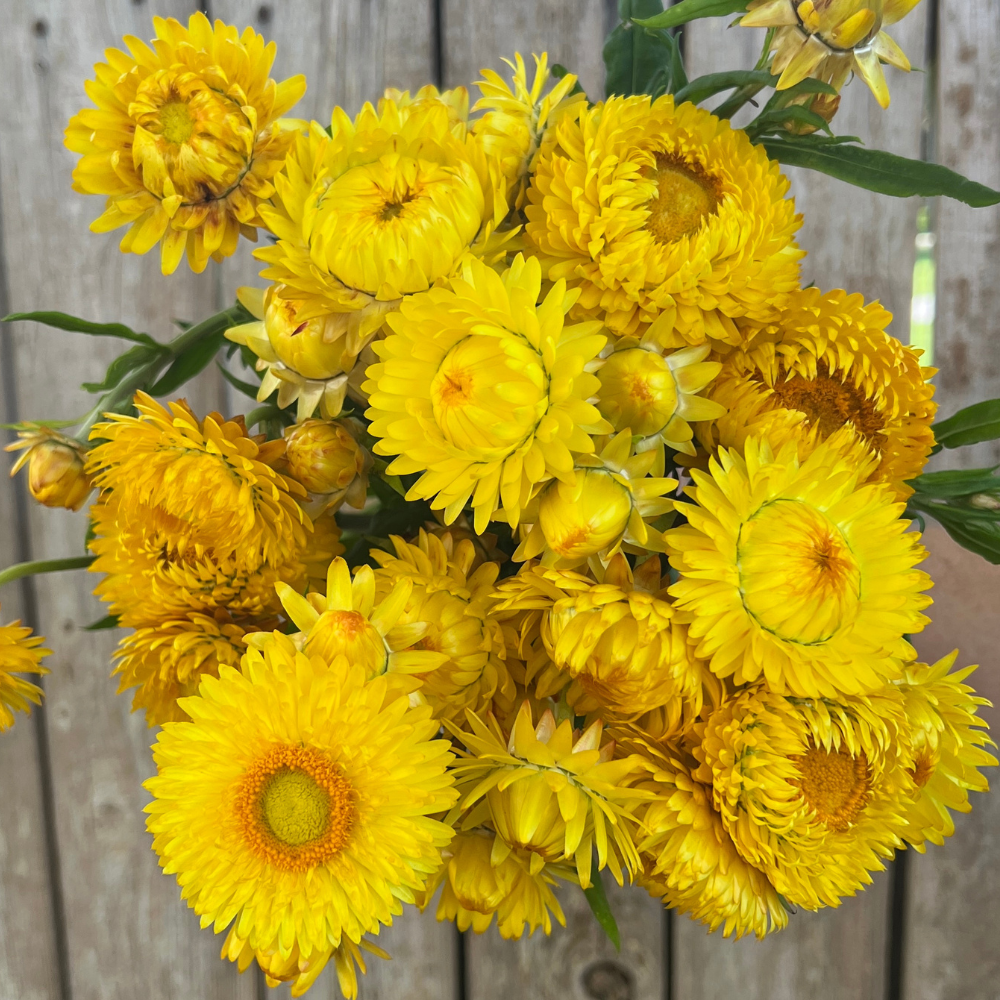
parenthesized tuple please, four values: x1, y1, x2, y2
(969, 493, 1000, 511)
(6, 428, 92, 511)
(537, 469, 632, 561)
(283, 419, 370, 510)
(265, 286, 351, 381)
(784, 91, 842, 134)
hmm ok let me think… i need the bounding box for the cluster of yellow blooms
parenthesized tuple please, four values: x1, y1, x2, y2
(0, 9, 993, 999)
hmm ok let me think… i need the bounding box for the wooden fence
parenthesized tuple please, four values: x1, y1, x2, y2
(0, 2, 997, 999)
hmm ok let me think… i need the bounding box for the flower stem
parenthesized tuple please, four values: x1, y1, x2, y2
(0, 555, 95, 589)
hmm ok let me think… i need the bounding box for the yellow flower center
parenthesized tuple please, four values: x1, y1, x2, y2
(264, 292, 349, 381)
(538, 470, 633, 559)
(793, 744, 870, 832)
(767, 362, 886, 449)
(306, 609, 389, 677)
(430, 335, 547, 461)
(597, 349, 680, 438)
(158, 100, 195, 144)
(738, 499, 861, 644)
(646, 154, 720, 245)
(236, 745, 354, 871)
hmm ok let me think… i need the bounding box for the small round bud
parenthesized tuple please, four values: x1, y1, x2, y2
(969, 493, 1000, 511)
(283, 419, 369, 509)
(537, 469, 632, 560)
(6, 429, 92, 511)
(265, 286, 350, 381)
(598, 348, 679, 438)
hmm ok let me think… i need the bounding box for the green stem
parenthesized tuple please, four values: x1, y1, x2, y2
(0, 555, 95, 588)
(714, 82, 769, 121)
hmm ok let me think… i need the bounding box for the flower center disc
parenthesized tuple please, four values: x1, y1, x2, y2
(738, 499, 861, 644)
(794, 744, 870, 832)
(646, 154, 720, 244)
(237, 745, 354, 871)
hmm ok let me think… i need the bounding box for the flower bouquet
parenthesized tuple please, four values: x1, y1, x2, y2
(2, 1, 998, 996)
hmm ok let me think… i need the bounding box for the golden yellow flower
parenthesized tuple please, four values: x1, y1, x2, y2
(369, 530, 514, 723)
(666, 437, 933, 698)
(65, 13, 305, 273)
(425, 828, 567, 939)
(473, 52, 586, 207)
(365, 254, 612, 532)
(0, 608, 50, 731)
(513, 431, 677, 565)
(898, 652, 996, 850)
(113, 612, 263, 727)
(255, 96, 508, 328)
(696, 685, 915, 909)
(525, 95, 803, 344)
(283, 418, 371, 514)
(743, 0, 922, 108)
(450, 701, 650, 887)
(6, 425, 92, 510)
(699, 288, 936, 499)
(145, 634, 456, 997)
(262, 557, 447, 683)
(613, 728, 788, 938)
(381, 84, 470, 134)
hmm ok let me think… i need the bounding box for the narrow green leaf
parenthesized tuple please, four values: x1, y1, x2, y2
(748, 106, 833, 140)
(84, 614, 120, 631)
(916, 505, 1000, 564)
(81, 344, 164, 394)
(582, 870, 621, 951)
(933, 400, 1000, 449)
(4, 311, 159, 346)
(908, 466, 1000, 498)
(604, 0, 671, 98)
(761, 138, 1000, 206)
(216, 361, 263, 400)
(635, 0, 748, 29)
(674, 69, 776, 106)
(149, 330, 228, 397)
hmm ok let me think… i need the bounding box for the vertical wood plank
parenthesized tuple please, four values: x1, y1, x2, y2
(0, 2, 248, 998)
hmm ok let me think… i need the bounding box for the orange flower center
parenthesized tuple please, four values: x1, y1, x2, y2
(235, 745, 354, 871)
(646, 154, 720, 244)
(793, 744, 870, 832)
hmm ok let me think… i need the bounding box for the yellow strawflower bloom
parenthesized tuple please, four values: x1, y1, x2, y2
(473, 52, 586, 207)
(700, 288, 936, 499)
(743, 0, 922, 108)
(6, 425, 92, 511)
(451, 701, 650, 887)
(263, 557, 447, 682)
(525, 96, 803, 345)
(365, 254, 612, 532)
(283, 418, 371, 513)
(666, 437, 933, 698)
(695, 685, 915, 909)
(369, 530, 514, 723)
(897, 652, 996, 850)
(65, 14, 305, 273)
(255, 96, 508, 330)
(0, 608, 50, 731)
(145, 634, 456, 997)
(381, 84, 470, 133)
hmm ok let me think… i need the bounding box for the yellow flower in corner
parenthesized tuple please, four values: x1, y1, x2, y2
(365, 254, 612, 532)
(0, 608, 50, 731)
(666, 437, 933, 698)
(145, 635, 456, 997)
(525, 95, 803, 345)
(6, 425, 93, 510)
(65, 13, 306, 273)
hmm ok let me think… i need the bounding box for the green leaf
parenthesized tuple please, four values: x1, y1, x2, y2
(634, 0, 748, 29)
(216, 361, 263, 400)
(674, 69, 776, 106)
(81, 344, 164, 394)
(604, 1, 672, 98)
(915, 504, 1000, 564)
(84, 614, 120, 631)
(4, 311, 160, 347)
(748, 105, 833, 140)
(933, 400, 1000, 449)
(909, 467, 1000, 499)
(149, 330, 228, 397)
(760, 138, 1000, 206)
(582, 870, 621, 951)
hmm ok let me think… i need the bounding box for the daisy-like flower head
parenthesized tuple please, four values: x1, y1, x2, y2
(0, 607, 50, 731)
(65, 13, 306, 273)
(369, 530, 515, 723)
(897, 652, 996, 850)
(423, 828, 568, 939)
(596, 314, 726, 456)
(493, 558, 705, 725)
(261, 557, 447, 684)
(666, 437, 933, 699)
(743, 0, 922, 109)
(514, 430, 677, 565)
(145, 633, 457, 998)
(449, 701, 651, 887)
(364, 254, 612, 532)
(699, 288, 936, 499)
(695, 685, 915, 909)
(255, 95, 509, 326)
(113, 612, 265, 727)
(525, 95, 803, 345)
(612, 727, 788, 939)
(380, 84, 470, 134)
(5, 425, 93, 511)
(472, 52, 586, 208)
(88, 393, 308, 568)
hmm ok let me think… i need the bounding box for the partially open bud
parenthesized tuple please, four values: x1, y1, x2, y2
(283, 418, 371, 511)
(783, 90, 842, 134)
(5, 427, 92, 511)
(537, 469, 633, 561)
(264, 287, 353, 381)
